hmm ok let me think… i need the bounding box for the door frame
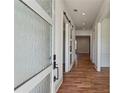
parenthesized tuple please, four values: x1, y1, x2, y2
(64, 22, 74, 72)
(65, 23, 70, 72)
(63, 15, 71, 73)
(97, 22, 102, 72)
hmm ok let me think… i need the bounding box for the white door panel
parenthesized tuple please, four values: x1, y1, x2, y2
(14, 0, 54, 93)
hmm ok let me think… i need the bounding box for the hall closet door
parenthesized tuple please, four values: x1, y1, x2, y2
(65, 23, 72, 72)
(14, 0, 55, 93)
(69, 25, 73, 70)
(65, 23, 69, 72)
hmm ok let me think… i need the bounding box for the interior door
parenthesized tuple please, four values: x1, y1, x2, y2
(14, 0, 55, 93)
(69, 26, 73, 69)
(65, 23, 70, 72)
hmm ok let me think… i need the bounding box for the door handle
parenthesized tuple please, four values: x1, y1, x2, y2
(53, 54, 59, 82)
(54, 63, 59, 82)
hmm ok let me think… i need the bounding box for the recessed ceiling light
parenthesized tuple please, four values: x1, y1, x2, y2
(73, 9, 78, 12)
(82, 12, 86, 16)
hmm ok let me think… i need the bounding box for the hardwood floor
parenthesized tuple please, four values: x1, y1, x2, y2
(57, 53, 109, 93)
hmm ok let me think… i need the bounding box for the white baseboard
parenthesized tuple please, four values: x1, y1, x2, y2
(77, 52, 89, 53)
(101, 65, 110, 67)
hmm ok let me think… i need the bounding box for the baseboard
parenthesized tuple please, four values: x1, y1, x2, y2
(77, 52, 89, 54)
(101, 64, 110, 67)
(55, 77, 63, 93)
(101, 67, 110, 71)
(101, 66, 110, 67)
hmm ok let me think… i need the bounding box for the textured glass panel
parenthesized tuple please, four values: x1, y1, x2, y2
(14, 0, 51, 88)
(36, 0, 52, 17)
(29, 74, 51, 93)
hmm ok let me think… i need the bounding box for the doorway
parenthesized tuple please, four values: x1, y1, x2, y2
(76, 36, 90, 56)
(63, 12, 73, 73)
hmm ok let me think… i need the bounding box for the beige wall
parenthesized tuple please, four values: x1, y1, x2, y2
(75, 30, 93, 60)
(76, 36, 90, 53)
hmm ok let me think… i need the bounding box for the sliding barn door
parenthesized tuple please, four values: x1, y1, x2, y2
(14, 0, 55, 93)
(65, 23, 73, 72)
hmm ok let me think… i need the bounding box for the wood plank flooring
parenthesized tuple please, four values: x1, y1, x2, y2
(57, 53, 109, 93)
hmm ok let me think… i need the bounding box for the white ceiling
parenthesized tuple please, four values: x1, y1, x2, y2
(64, 0, 104, 30)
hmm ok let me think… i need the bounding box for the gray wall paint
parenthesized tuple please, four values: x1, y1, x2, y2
(76, 36, 90, 53)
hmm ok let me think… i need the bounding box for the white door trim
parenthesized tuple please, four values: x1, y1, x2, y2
(51, 0, 55, 92)
(65, 23, 70, 72)
(21, 0, 53, 25)
(97, 22, 102, 72)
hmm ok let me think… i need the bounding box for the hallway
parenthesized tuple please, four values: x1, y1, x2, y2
(14, 0, 110, 92)
(57, 54, 109, 93)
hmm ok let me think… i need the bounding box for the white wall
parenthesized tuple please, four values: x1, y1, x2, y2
(101, 18, 110, 67)
(54, 0, 75, 91)
(94, 0, 110, 27)
(76, 30, 92, 36)
(92, 25, 98, 67)
(92, 0, 110, 70)
(92, 18, 110, 68)
(54, 0, 64, 91)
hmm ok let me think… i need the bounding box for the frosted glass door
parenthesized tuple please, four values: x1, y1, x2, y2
(14, 0, 53, 92)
